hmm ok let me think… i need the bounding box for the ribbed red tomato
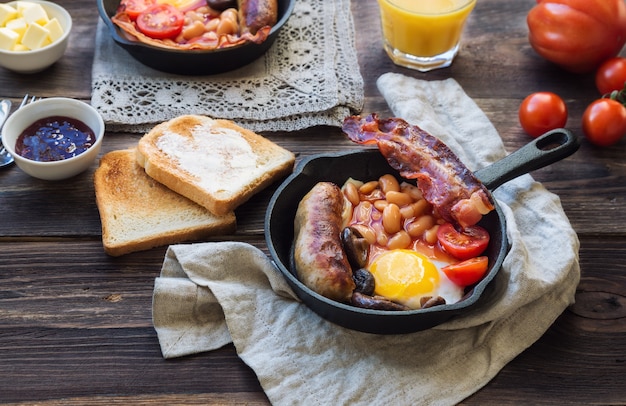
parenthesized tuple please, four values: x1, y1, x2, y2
(527, 0, 626, 73)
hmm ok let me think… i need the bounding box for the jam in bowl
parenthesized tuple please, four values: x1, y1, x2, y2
(2, 97, 105, 181)
(15, 115, 96, 162)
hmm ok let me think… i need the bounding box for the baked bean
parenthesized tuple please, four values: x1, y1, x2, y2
(399, 204, 415, 219)
(184, 11, 201, 22)
(424, 225, 440, 245)
(359, 181, 379, 194)
(382, 204, 402, 234)
(373, 199, 388, 212)
(385, 191, 413, 207)
(379, 174, 400, 194)
(351, 224, 377, 245)
(406, 215, 435, 237)
(401, 182, 423, 200)
(217, 17, 238, 35)
(387, 231, 412, 250)
(343, 182, 360, 207)
(205, 18, 220, 32)
(196, 6, 216, 16)
(411, 199, 431, 218)
(182, 20, 206, 40)
(376, 232, 389, 247)
(220, 7, 238, 22)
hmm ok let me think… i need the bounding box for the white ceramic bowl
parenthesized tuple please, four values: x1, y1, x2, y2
(0, 1, 72, 73)
(2, 98, 105, 180)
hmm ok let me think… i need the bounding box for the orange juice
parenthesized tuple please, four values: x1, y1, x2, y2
(378, 0, 476, 70)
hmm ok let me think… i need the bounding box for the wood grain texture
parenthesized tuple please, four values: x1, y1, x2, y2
(0, 0, 624, 404)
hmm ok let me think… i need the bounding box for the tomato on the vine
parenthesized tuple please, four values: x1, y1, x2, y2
(582, 98, 626, 147)
(436, 223, 490, 261)
(518, 92, 568, 138)
(595, 57, 626, 95)
(442, 256, 489, 287)
(136, 4, 184, 39)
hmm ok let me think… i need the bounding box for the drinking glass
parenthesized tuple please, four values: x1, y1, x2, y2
(378, 0, 476, 72)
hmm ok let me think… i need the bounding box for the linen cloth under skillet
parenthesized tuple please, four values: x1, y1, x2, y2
(90, 0, 363, 133)
(152, 73, 580, 405)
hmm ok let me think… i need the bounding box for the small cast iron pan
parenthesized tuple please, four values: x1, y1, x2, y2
(265, 129, 579, 334)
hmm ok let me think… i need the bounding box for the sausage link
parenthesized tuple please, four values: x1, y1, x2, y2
(238, 0, 278, 35)
(294, 182, 356, 302)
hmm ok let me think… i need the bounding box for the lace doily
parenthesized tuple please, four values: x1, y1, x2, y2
(91, 0, 364, 133)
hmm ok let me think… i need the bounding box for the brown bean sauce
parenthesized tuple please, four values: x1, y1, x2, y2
(15, 116, 95, 162)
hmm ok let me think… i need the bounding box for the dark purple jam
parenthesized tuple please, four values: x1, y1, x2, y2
(15, 116, 95, 162)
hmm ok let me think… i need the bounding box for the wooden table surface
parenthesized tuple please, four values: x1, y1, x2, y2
(1, 0, 625, 404)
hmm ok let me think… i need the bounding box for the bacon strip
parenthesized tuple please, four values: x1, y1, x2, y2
(342, 113, 494, 229)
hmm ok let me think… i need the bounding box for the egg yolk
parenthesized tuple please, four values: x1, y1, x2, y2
(368, 249, 440, 307)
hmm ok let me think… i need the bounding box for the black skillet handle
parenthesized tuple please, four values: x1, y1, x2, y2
(474, 128, 580, 191)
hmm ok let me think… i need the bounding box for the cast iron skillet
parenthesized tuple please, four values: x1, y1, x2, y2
(265, 129, 580, 334)
(96, 0, 295, 75)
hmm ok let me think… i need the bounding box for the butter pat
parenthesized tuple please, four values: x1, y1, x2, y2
(21, 21, 49, 49)
(18, 2, 48, 25)
(43, 17, 62, 42)
(0, 4, 18, 26)
(0, 27, 20, 50)
(6, 18, 27, 40)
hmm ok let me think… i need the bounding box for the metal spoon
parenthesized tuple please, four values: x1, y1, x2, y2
(0, 99, 14, 167)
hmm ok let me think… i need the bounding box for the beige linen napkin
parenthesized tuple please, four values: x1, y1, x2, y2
(91, 0, 363, 133)
(152, 73, 580, 405)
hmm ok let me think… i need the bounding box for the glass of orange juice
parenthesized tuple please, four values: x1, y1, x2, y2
(377, 0, 476, 72)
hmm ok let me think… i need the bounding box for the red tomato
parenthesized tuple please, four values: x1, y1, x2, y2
(518, 92, 568, 138)
(442, 256, 489, 287)
(582, 99, 626, 147)
(136, 4, 184, 39)
(436, 223, 490, 261)
(119, 0, 157, 20)
(527, 0, 626, 73)
(596, 57, 626, 96)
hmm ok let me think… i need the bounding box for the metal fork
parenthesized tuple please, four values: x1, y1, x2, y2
(0, 95, 40, 168)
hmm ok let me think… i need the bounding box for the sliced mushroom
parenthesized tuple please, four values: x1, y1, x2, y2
(341, 226, 370, 270)
(419, 296, 446, 309)
(352, 267, 375, 296)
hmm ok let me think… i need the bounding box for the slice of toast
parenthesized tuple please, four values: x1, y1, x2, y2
(135, 115, 295, 216)
(94, 148, 236, 256)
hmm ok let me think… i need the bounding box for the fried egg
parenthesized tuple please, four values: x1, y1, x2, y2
(368, 249, 463, 309)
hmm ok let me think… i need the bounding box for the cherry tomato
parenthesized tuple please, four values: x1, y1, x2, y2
(442, 256, 489, 287)
(595, 57, 626, 95)
(582, 98, 626, 147)
(136, 4, 184, 40)
(119, 0, 157, 20)
(518, 92, 568, 138)
(436, 223, 490, 261)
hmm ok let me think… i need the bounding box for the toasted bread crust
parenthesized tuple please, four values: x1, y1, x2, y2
(136, 115, 295, 215)
(94, 148, 236, 256)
